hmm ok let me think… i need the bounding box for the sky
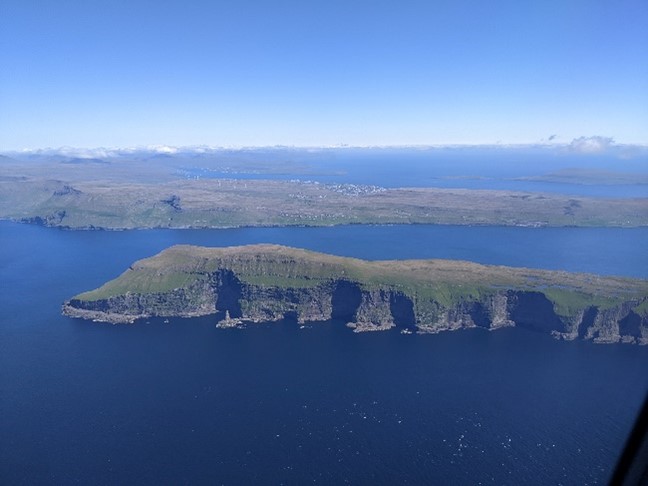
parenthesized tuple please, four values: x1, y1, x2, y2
(1, 0, 647, 150)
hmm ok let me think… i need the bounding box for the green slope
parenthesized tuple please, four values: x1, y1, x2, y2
(74, 244, 648, 313)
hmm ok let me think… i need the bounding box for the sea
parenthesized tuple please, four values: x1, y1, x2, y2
(1, 221, 647, 485)
(2, 146, 648, 484)
(180, 146, 648, 198)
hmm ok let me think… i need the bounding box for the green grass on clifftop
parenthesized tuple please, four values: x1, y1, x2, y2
(73, 244, 648, 314)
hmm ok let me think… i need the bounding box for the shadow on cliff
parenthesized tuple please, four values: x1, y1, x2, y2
(619, 311, 642, 339)
(390, 292, 417, 331)
(508, 291, 565, 334)
(331, 280, 362, 323)
(577, 307, 598, 338)
(466, 302, 492, 329)
(214, 270, 243, 318)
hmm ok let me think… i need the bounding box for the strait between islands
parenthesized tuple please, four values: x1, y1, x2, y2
(63, 244, 648, 344)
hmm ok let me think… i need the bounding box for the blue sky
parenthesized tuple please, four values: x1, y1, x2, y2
(1, 0, 646, 149)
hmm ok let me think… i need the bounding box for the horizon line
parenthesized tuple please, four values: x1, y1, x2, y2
(3, 140, 648, 156)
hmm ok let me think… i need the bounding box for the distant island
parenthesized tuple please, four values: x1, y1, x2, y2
(63, 244, 648, 344)
(2, 177, 647, 229)
(1, 149, 647, 229)
(515, 168, 648, 186)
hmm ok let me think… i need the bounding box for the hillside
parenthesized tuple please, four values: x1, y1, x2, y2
(2, 178, 647, 229)
(63, 244, 648, 344)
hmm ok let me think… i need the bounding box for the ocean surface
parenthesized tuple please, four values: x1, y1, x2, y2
(1, 221, 648, 485)
(181, 147, 648, 198)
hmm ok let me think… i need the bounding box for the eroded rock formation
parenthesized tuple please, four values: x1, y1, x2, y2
(62, 244, 648, 344)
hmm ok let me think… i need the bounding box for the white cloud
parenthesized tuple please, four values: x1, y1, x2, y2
(16, 146, 118, 158)
(147, 145, 179, 154)
(59, 146, 115, 158)
(568, 136, 614, 153)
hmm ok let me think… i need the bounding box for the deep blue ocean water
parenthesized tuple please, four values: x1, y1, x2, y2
(1, 221, 648, 485)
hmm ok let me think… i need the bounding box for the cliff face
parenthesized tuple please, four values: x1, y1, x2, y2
(65, 277, 216, 324)
(62, 244, 648, 344)
(63, 275, 648, 344)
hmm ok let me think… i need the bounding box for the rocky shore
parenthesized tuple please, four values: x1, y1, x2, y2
(63, 244, 648, 344)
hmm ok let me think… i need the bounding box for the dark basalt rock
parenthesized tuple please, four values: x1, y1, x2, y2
(618, 311, 642, 339)
(212, 269, 243, 318)
(331, 280, 362, 322)
(507, 291, 566, 334)
(22, 210, 67, 227)
(61, 245, 648, 344)
(63, 276, 648, 344)
(161, 194, 182, 211)
(389, 292, 417, 330)
(53, 185, 82, 196)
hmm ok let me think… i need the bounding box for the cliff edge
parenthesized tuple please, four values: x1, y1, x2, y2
(63, 244, 648, 344)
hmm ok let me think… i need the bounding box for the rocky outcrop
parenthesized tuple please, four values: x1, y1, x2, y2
(161, 194, 182, 211)
(62, 244, 648, 344)
(63, 277, 216, 323)
(64, 275, 648, 344)
(23, 210, 67, 227)
(53, 185, 82, 197)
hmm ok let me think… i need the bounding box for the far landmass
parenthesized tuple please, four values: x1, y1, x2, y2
(515, 168, 648, 186)
(63, 244, 648, 344)
(1, 148, 647, 229)
(2, 177, 647, 229)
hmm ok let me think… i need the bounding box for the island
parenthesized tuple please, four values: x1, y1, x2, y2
(2, 178, 647, 229)
(63, 244, 648, 344)
(1, 150, 647, 229)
